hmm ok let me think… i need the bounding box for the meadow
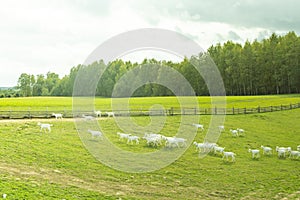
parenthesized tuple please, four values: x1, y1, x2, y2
(0, 95, 299, 199)
(0, 94, 299, 111)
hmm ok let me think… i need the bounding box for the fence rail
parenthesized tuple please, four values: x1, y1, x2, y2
(0, 103, 299, 119)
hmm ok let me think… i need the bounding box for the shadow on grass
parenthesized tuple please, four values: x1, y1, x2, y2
(220, 161, 235, 165)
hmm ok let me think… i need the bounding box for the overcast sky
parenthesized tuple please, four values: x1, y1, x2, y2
(0, 0, 299, 87)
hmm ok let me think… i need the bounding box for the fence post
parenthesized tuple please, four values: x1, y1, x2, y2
(271, 106, 273, 112)
(28, 107, 31, 119)
(232, 107, 235, 115)
(281, 105, 283, 111)
(170, 107, 174, 116)
(290, 104, 292, 109)
(205, 108, 207, 115)
(215, 106, 217, 115)
(194, 107, 197, 115)
(9, 109, 11, 119)
(244, 108, 246, 114)
(258, 106, 260, 113)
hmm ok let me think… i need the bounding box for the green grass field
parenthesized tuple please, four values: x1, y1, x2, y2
(0, 95, 299, 199)
(0, 94, 299, 112)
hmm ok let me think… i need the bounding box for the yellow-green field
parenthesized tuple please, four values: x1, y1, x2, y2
(0, 95, 299, 199)
(0, 94, 299, 111)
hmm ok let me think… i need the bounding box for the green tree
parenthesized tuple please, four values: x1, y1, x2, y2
(17, 73, 35, 97)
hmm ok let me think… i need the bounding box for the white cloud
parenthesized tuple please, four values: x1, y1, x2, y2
(0, 0, 298, 87)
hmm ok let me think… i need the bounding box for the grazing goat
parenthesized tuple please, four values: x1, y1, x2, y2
(117, 132, 131, 141)
(37, 122, 52, 133)
(163, 136, 179, 148)
(289, 150, 300, 159)
(214, 146, 225, 155)
(88, 129, 103, 139)
(193, 142, 205, 152)
(230, 129, 238, 137)
(276, 146, 291, 153)
(237, 128, 245, 136)
(204, 142, 218, 152)
(248, 149, 260, 159)
(193, 142, 217, 153)
(163, 136, 187, 148)
(174, 137, 187, 147)
(143, 133, 163, 147)
(127, 135, 139, 144)
(144, 136, 160, 147)
(192, 123, 204, 131)
(277, 149, 286, 158)
(94, 110, 102, 117)
(106, 112, 115, 117)
(218, 125, 225, 132)
(276, 146, 290, 158)
(222, 151, 236, 162)
(261, 146, 272, 155)
(52, 113, 63, 119)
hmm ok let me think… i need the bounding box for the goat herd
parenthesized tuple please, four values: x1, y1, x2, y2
(37, 112, 300, 163)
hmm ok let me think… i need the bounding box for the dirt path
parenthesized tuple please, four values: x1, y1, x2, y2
(0, 118, 75, 123)
(0, 117, 107, 123)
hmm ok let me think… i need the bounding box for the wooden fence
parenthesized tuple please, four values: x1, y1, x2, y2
(0, 103, 299, 119)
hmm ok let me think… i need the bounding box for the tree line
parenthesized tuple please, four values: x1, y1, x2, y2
(13, 31, 300, 98)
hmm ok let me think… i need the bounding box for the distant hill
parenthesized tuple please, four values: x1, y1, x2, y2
(0, 87, 14, 91)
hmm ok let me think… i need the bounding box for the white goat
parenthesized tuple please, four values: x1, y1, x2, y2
(276, 146, 291, 153)
(127, 135, 139, 144)
(193, 142, 217, 153)
(289, 150, 300, 159)
(37, 122, 52, 132)
(117, 132, 131, 141)
(143, 133, 163, 147)
(237, 128, 245, 136)
(230, 129, 238, 137)
(163, 136, 180, 148)
(106, 112, 115, 117)
(174, 137, 187, 147)
(144, 136, 160, 147)
(192, 123, 204, 131)
(52, 113, 63, 119)
(222, 151, 236, 162)
(218, 125, 225, 132)
(204, 142, 218, 152)
(214, 146, 225, 155)
(261, 146, 272, 155)
(193, 142, 204, 152)
(88, 129, 103, 139)
(94, 110, 101, 117)
(248, 149, 260, 159)
(277, 149, 286, 158)
(276, 146, 290, 158)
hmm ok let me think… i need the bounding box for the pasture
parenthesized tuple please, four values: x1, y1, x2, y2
(0, 96, 299, 199)
(0, 94, 299, 111)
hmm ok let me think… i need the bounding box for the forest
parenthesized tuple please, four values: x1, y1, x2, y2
(3, 31, 300, 98)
